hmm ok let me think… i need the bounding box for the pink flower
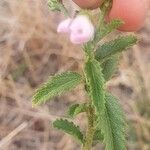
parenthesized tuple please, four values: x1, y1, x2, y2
(57, 18, 72, 33)
(57, 15, 94, 44)
(69, 15, 95, 44)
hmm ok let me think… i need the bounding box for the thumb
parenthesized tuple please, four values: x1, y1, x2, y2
(72, 0, 102, 9)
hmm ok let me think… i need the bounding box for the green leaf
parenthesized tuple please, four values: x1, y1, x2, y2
(95, 35, 137, 61)
(53, 119, 84, 143)
(48, 0, 61, 11)
(68, 103, 86, 118)
(32, 72, 82, 106)
(101, 55, 119, 81)
(100, 93, 126, 150)
(84, 59, 105, 114)
(98, 19, 123, 40)
(48, 0, 69, 16)
(93, 130, 104, 141)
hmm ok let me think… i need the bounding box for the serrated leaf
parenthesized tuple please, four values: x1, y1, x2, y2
(93, 130, 103, 141)
(100, 93, 126, 150)
(84, 59, 105, 114)
(98, 19, 123, 40)
(68, 103, 86, 118)
(95, 35, 137, 61)
(53, 119, 84, 143)
(101, 55, 119, 81)
(32, 72, 82, 106)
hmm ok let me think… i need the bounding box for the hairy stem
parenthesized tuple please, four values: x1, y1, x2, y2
(82, 1, 112, 149)
(82, 105, 95, 150)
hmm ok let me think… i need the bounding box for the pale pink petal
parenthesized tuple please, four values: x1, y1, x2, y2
(70, 32, 92, 44)
(57, 18, 72, 33)
(69, 15, 94, 44)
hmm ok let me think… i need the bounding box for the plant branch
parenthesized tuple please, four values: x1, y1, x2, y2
(82, 105, 95, 150)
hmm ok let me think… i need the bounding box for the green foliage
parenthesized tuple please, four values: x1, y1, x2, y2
(93, 130, 103, 141)
(97, 19, 123, 40)
(68, 103, 87, 118)
(48, 0, 61, 11)
(84, 59, 105, 114)
(100, 93, 126, 150)
(33, 1, 137, 149)
(53, 119, 84, 143)
(48, 0, 68, 16)
(32, 72, 82, 106)
(95, 35, 137, 61)
(101, 55, 119, 81)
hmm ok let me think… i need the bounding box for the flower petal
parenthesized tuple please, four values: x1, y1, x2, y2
(69, 15, 94, 44)
(57, 18, 72, 33)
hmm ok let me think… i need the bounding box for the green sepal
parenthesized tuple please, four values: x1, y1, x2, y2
(32, 72, 82, 106)
(100, 93, 126, 150)
(101, 55, 119, 81)
(95, 35, 137, 61)
(84, 58, 105, 115)
(53, 119, 84, 143)
(68, 103, 87, 118)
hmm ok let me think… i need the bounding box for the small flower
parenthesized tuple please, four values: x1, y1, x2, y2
(57, 18, 72, 33)
(57, 15, 95, 44)
(69, 15, 94, 44)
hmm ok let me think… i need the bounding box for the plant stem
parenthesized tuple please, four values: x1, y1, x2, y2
(59, 3, 69, 17)
(81, 2, 111, 147)
(82, 105, 95, 150)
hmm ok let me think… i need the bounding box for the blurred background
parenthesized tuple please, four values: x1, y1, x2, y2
(0, 0, 149, 150)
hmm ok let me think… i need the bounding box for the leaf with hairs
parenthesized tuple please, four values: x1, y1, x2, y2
(95, 35, 137, 61)
(32, 72, 82, 106)
(101, 55, 119, 81)
(97, 19, 123, 40)
(93, 130, 104, 141)
(53, 119, 84, 143)
(68, 103, 86, 118)
(100, 93, 126, 150)
(84, 58, 105, 114)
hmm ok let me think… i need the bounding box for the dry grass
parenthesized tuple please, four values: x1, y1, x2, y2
(0, 0, 149, 150)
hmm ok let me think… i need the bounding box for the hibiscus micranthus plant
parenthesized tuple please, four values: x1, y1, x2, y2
(32, 0, 149, 149)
